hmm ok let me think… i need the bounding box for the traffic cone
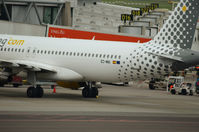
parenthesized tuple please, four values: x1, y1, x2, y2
(53, 85, 56, 93)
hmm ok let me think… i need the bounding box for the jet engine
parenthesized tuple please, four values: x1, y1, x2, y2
(56, 81, 86, 89)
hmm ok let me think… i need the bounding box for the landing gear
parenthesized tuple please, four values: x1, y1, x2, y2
(27, 86, 44, 98)
(0, 82, 5, 87)
(26, 71, 44, 98)
(149, 80, 155, 90)
(82, 82, 98, 98)
(13, 83, 20, 88)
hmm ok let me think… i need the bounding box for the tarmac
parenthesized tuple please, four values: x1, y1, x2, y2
(0, 81, 199, 132)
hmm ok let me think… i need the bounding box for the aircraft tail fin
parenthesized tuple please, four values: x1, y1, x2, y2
(151, 0, 199, 49)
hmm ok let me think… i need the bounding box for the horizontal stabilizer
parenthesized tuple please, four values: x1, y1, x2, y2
(147, 52, 184, 62)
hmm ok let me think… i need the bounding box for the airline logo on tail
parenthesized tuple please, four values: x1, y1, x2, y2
(182, 5, 187, 12)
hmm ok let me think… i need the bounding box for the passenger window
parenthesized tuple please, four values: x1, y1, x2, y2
(66, 52, 68, 55)
(52, 51, 54, 55)
(96, 54, 98, 57)
(41, 50, 43, 54)
(62, 52, 65, 55)
(73, 52, 76, 56)
(103, 54, 106, 58)
(119, 55, 121, 59)
(55, 51, 58, 55)
(4, 48, 6, 51)
(0, 48, 3, 51)
(92, 54, 94, 57)
(81, 53, 83, 56)
(77, 53, 80, 56)
(33, 50, 35, 53)
(59, 51, 61, 55)
(37, 50, 40, 53)
(8, 48, 10, 52)
(11, 48, 14, 52)
(111, 55, 113, 58)
(15, 49, 17, 52)
(114, 55, 117, 59)
(107, 55, 109, 58)
(44, 50, 47, 54)
(85, 53, 87, 57)
(22, 49, 24, 52)
(70, 52, 72, 56)
(18, 49, 21, 52)
(99, 54, 102, 58)
(48, 51, 50, 54)
(88, 53, 91, 57)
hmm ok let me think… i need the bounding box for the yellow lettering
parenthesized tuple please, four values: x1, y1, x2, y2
(17, 40, 24, 45)
(7, 38, 24, 46)
(12, 40, 17, 45)
(8, 38, 12, 45)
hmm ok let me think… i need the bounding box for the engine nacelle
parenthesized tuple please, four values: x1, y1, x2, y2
(56, 81, 85, 89)
(37, 67, 83, 81)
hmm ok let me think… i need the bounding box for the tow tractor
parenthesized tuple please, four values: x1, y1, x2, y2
(148, 78, 167, 90)
(148, 76, 194, 95)
(168, 76, 194, 96)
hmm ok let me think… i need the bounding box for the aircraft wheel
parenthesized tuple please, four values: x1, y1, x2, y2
(27, 87, 36, 97)
(0, 82, 5, 87)
(170, 89, 176, 95)
(13, 84, 19, 88)
(82, 87, 98, 98)
(82, 87, 89, 98)
(90, 87, 98, 98)
(27, 86, 44, 98)
(149, 81, 155, 90)
(189, 90, 193, 96)
(36, 86, 44, 98)
(181, 89, 187, 95)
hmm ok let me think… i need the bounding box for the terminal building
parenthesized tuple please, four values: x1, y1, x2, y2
(0, 0, 198, 49)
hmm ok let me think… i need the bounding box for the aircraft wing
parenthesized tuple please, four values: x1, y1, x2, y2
(0, 59, 83, 81)
(0, 59, 56, 72)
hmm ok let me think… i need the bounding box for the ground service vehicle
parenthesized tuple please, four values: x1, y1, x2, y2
(148, 78, 167, 90)
(168, 76, 194, 95)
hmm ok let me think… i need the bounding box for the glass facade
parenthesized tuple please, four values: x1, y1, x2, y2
(43, 7, 58, 24)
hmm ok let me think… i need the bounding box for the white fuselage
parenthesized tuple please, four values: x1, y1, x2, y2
(0, 34, 172, 82)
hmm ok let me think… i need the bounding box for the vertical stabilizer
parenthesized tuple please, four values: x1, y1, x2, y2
(151, 0, 199, 49)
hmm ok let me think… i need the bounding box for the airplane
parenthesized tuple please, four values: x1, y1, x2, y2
(0, 0, 198, 98)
